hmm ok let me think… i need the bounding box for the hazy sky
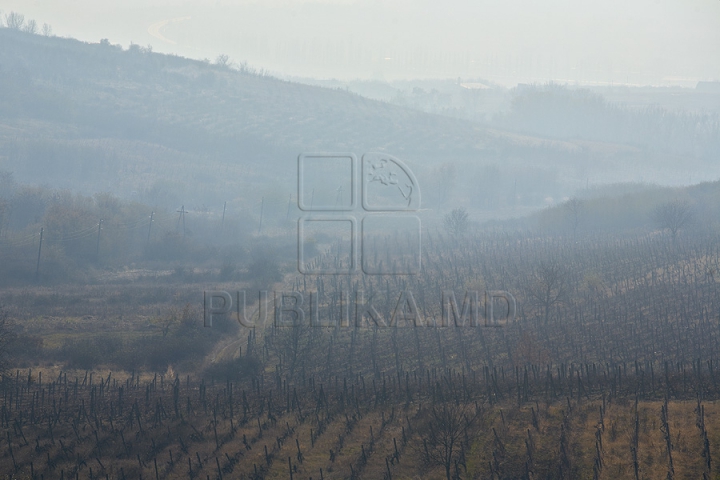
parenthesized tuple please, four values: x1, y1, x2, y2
(3, 0, 719, 86)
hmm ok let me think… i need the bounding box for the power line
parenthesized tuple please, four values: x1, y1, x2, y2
(146, 211, 154, 247)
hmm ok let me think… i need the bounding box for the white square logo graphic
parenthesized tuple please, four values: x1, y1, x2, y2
(298, 216, 356, 274)
(298, 153, 356, 211)
(297, 152, 421, 276)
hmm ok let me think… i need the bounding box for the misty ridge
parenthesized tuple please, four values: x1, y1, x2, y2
(1, 22, 720, 206)
(0, 21, 719, 282)
(0, 19, 720, 283)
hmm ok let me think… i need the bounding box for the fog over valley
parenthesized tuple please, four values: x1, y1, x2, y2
(0, 3, 719, 479)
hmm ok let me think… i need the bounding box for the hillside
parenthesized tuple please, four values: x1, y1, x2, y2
(2, 28, 715, 216)
(0, 29, 493, 207)
(523, 178, 720, 238)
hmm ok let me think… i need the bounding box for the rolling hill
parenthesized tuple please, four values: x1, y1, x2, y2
(1, 28, 717, 215)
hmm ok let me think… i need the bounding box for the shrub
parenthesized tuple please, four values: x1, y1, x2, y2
(204, 355, 261, 381)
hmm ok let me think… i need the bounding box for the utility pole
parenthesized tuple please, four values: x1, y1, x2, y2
(177, 205, 186, 240)
(221, 202, 227, 232)
(258, 197, 264, 234)
(35, 227, 43, 280)
(146, 211, 154, 247)
(95, 219, 103, 261)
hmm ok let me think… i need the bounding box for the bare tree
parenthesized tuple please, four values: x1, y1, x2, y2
(41, 23, 52, 36)
(526, 261, 567, 324)
(417, 402, 479, 480)
(268, 320, 323, 382)
(653, 199, 693, 240)
(152, 307, 183, 338)
(22, 19, 37, 34)
(215, 54, 232, 68)
(444, 207, 469, 237)
(564, 196, 584, 237)
(4, 11, 24, 30)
